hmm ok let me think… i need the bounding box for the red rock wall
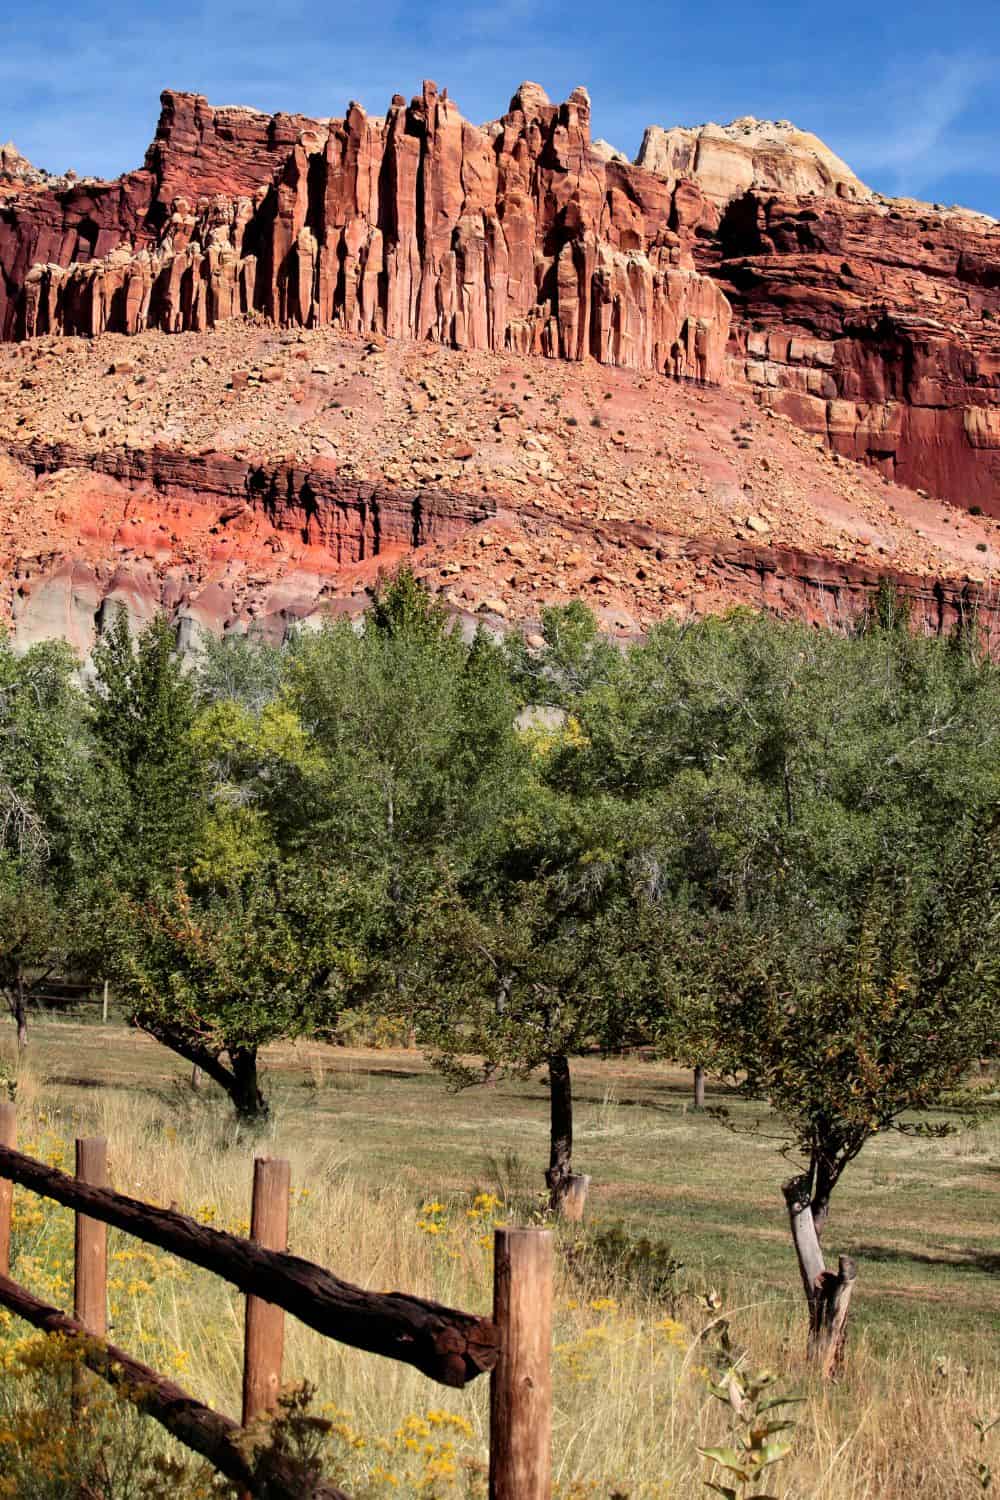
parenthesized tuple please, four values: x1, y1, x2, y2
(8, 80, 1000, 511)
(11, 439, 999, 652)
(709, 193, 1000, 512)
(144, 90, 325, 212)
(8, 83, 732, 385)
(0, 91, 320, 340)
(14, 440, 497, 563)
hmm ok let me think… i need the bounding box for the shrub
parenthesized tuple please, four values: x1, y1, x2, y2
(566, 1221, 687, 1312)
(334, 1006, 410, 1049)
(0, 1335, 218, 1499)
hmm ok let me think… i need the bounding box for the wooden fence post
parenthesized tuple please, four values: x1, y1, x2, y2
(0, 1102, 15, 1276)
(242, 1157, 291, 1428)
(75, 1138, 109, 1335)
(102, 981, 109, 1025)
(489, 1228, 553, 1500)
(559, 1175, 591, 1223)
(74, 1137, 108, 1414)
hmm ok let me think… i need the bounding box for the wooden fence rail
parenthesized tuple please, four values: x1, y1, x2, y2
(0, 1140, 498, 1385)
(0, 1109, 554, 1500)
(0, 1271, 351, 1500)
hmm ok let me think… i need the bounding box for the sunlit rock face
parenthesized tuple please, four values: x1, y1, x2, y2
(2, 82, 730, 387)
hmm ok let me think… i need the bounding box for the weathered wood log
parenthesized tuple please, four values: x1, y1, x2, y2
(489, 1229, 553, 1500)
(0, 1143, 498, 1386)
(0, 1271, 350, 1500)
(811, 1256, 858, 1379)
(558, 1174, 591, 1223)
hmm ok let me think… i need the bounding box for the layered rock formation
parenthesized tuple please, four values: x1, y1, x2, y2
(3, 78, 1000, 515)
(0, 91, 323, 340)
(4, 321, 1000, 657)
(1, 143, 47, 184)
(636, 116, 869, 207)
(709, 193, 1000, 511)
(3, 83, 731, 386)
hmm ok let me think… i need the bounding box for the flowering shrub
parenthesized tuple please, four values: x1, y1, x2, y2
(0, 1334, 219, 1498)
(254, 1396, 487, 1498)
(415, 1191, 507, 1263)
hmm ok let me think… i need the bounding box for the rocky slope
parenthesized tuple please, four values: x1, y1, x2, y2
(2, 323, 998, 656)
(4, 79, 1000, 517)
(1, 78, 999, 656)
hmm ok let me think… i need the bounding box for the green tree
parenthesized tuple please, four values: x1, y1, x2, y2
(104, 862, 372, 1119)
(81, 611, 358, 1116)
(193, 629, 288, 714)
(696, 814, 1000, 1373)
(415, 782, 654, 1213)
(504, 598, 622, 709)
(287, 570, 523, 975)
(0, 636, 92, 1046)
(88, 610, 206, 888)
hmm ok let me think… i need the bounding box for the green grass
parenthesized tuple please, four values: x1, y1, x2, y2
(1, 1014, 998, 1498)
(18, 1015, 1000, 1362)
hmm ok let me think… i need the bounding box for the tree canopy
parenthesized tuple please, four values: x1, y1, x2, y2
(1, 579, 996, 1350)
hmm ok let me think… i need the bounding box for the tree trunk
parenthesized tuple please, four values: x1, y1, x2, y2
(693, 1065, 705, 1111)
(137, 1021, 269, 1121)
(810, 1156, 837, 1240)
(12, 977, 27, 1052)
(229, 1047, 268, 1122)
(782, 1175, 857, 1378)
(544, 1055, 589, 1218)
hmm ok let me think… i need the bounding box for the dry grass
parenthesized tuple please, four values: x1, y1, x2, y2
(0, 1018, 998, 1498)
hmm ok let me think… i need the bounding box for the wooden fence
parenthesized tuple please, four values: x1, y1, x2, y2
(0, 1102, 553, 1499)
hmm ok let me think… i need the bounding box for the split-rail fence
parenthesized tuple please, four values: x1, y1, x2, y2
(0, 1101, 553, 1498)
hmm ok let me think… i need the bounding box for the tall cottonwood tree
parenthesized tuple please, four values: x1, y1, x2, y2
(88, 608, 207, 888)
(82, 612, 357, 1117)
(287, 569, 525, 991)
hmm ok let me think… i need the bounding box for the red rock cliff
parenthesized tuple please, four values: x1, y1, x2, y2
(705, 192, 1000, 512)
(0, 91, 321, 339)
(6, 81, 1000, 512)
(5, 82, 731, 385)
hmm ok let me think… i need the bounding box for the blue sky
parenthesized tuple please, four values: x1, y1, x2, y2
(3, 0, 999, 215)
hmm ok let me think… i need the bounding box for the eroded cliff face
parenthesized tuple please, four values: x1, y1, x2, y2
(3, 82, 730, 386)
(0, 91, 324, 340)
(709, 193, 1000, 513)
(636, 116, 869, 207)
(3, 79, 1000, 517)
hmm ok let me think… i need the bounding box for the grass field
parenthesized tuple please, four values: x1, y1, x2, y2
(1, 1015, 998, 1498)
